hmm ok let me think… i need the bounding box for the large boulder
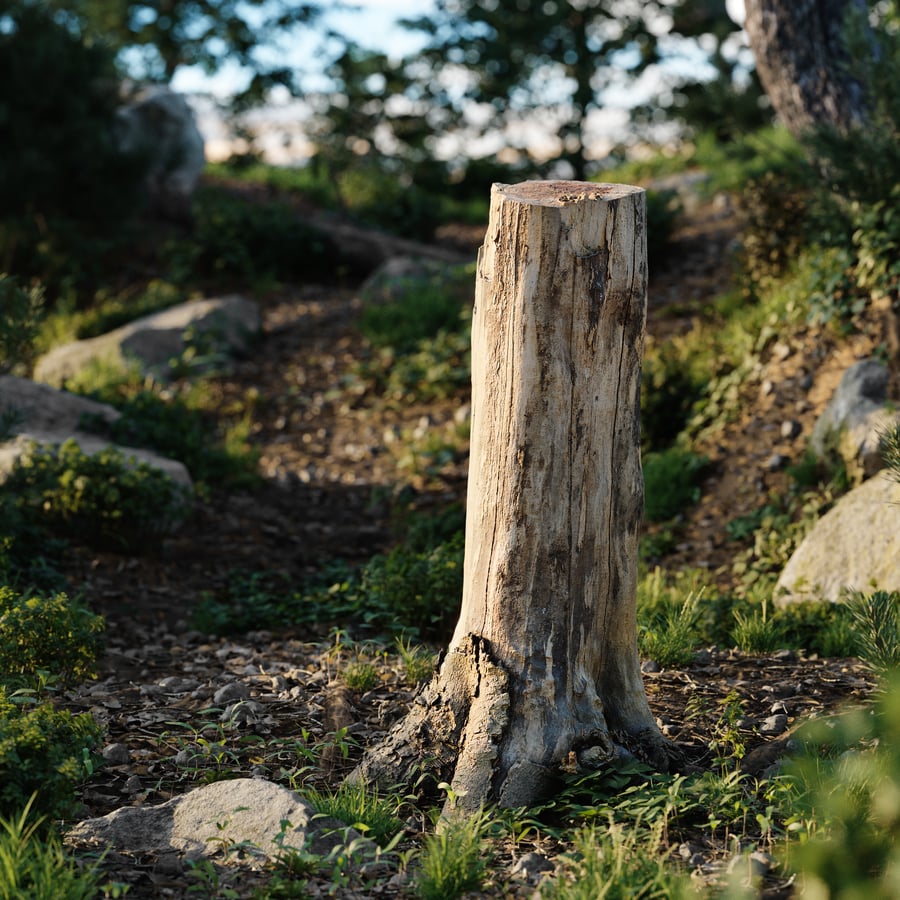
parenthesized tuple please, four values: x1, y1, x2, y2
(810, 359, 900, 482)
(775, 470, 900, 604)
(116, 86, 205, 220)
(33, 296, 260, 388)
(0, 375, 192, 490)
(66, 778, 364, 863)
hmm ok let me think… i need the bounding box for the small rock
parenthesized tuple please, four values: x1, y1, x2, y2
(772, 341, 792, 362)
(760, 714, 789, 736)
(727, 850, 774, 880)
(773, 649, 797, 661)
(124, 775, 143, 794)
(695, 648, 713, 664)
(770, 701, 790, 715)
(764, 453, 789, 471)
(641, 660, 661, 673)
(220, 700, 265, 724)
(735, 717, 756, 730)
(101, 743, 131, 765)
(508, 852, 554, 883)
(158, 676, 200, 693)
(213, 682, 250, 705)
(760, 380, 775, 397)
(780, 419, 802, 440)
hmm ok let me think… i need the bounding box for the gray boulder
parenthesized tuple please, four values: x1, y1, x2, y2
(66, 778, 363, 863)
(810, 359, 900, 481)
(775, 471, 900, 604)
(116, 86, 205, 220)
(33, 296, 260, 388)
(0, 375, 192, 490)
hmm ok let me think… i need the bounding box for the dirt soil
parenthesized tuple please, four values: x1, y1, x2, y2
(57, 192, 895, 897)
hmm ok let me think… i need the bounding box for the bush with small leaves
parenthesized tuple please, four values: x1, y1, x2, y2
(0, 690, 102, 821)
(643, 447, 708, 523)
(779, 674, 900, 899)
(0, 276, 43, 376)
(4, 439, 191, 552)
(0, 588, 103, 687)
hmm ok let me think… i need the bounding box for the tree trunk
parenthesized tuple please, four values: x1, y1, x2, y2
(349, 181, 669, 815)
(743, 0, 870, 137)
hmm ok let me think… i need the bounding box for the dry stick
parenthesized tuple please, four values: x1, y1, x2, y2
(349, 181, 670, 816)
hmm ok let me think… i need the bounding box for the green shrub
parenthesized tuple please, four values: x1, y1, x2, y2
(80, 386, 260, 491)
(68, 280, 185, 341)
(847, 590, 900, 674)
(0, 690, 102, 820)
(303, 783, 403, 848)
(0, 797, 101, 898)
(364, 324, 472, 403)
(542, 821, 692, 900)
(415, 811, 490, 900)
(731, 598, 783, 654)
(310, 533, 465, 640)
(778, 674, 900, 899)
(0, 275, 43, 375)
(361, 281, 470, 355)
(644, 188, 682, 264)
(4, 439, 191, 552)
(0, 3, 146, 298)
(640, 334, 706, 453)
(642, 447, 708, 523)
(639, 592, 700, 667)
(0, 588, 103, 687)
(191, 569, 308, 635)
(737, 170, 812, 289)
(163, 188, 343, 288)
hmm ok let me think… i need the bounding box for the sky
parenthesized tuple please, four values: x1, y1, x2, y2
(175, 0, 749, 165)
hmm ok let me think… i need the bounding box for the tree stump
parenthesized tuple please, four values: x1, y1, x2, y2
(349, 181, 667, 814)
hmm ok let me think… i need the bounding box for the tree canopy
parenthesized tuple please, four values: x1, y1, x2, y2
(40, 0, 322, 106)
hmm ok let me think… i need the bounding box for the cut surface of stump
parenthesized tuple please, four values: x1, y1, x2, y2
(349, 181, 668, 814)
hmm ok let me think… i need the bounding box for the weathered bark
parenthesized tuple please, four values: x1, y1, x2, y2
(743, 0, 871, 137)
(349, 181, 668, 815)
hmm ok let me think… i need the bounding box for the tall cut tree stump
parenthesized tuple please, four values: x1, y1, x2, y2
(349, 181, 668, 815)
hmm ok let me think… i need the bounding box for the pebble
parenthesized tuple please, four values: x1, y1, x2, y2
(727, 850, 774, 880)
(770, 700, 790, 715)
(213, 682, 250, 705)
(760, 714, 789, 735)
(772, 341, 792, 361)
(764, 453, 789, 470)
(123, 774, 143, 794)
(508, 852, 554, 883)
(101, 743, 131, 765)
(641, 660, 661, 673)
(780, 419, 802, 440)
(220, 700, 265, 723)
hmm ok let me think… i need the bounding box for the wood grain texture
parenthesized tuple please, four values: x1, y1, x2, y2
(350, 181, 667, 812)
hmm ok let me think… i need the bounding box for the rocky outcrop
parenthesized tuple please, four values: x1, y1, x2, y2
(775, 470, 900, 604)
(66, 779, 365, 864)
(33, 296, 260, 388)
(810, 359, 900, 482)
(0, 375, 191, 490)
(116, 86, 205, 221)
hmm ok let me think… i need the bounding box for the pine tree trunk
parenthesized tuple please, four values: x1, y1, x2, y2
(349, 182, 669, 815)
(743, 0, 870, 137)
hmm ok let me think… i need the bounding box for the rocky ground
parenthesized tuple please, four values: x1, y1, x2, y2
(56, 192, 893, 896)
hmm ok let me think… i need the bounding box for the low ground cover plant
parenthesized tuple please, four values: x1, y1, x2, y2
(3, 439, 191, 552)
